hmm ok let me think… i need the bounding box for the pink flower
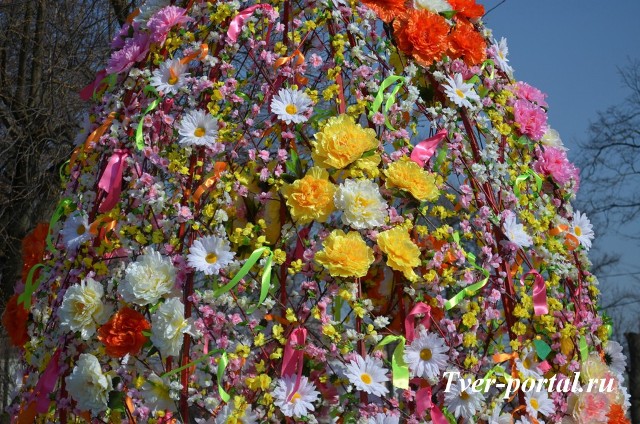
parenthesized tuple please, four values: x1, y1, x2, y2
(106, 33, 150, 74)
(513, 81, 548, 107)
(533, 146, 579, 187)
(570, 391, 611, 423)
(147, 6, 192, 45)
(513, 99, 547, 141)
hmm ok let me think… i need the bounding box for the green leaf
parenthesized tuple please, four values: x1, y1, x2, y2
(534, 339, 552, 360)
(441, 10, 458, 19)
(108, 390, 126, 413)
(361, 149, 376, 158)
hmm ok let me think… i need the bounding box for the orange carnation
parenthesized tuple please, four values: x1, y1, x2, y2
(21, 223, 49, 282)
(448, 18, 487, 66)
(393, 10, 450, 67)
(361, 0, 407, 23)
(607, 404, 631, 424)
(2, 294, 30, 347)
(97, 307, 150, 357)
(448, 0, 485, 20)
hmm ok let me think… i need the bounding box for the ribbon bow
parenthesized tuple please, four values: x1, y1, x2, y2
(520, 270, 548, 316)
(410, 129, 448, 168)
(98, 149, 130, 213)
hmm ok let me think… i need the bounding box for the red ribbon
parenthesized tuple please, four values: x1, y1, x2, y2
(98, 149, 129, 213)
(410, 129, 448, 168)
(521, 270, 548, 316)
(282, 327, 307, 401)
(404, 302, 432, 343)
(227, 5, 275, 43)
(416, 386, 448, 423)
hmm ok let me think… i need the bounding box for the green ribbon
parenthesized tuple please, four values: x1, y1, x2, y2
(513, 170, 543, 197)
(213, 247, 273, 313)
(17, 263, 46, 310)
(368, 75, 406, 130)
(445, 251, 490, 310)
(479, 365, 511, 392)
(376, 335, 409, 389)
(533, 339, 552, 360)
(135, 96, 160, 150)
(161, 349, 223, 378)
(217, 352, 231, 402)
(46, 198, 75, 252)
(579, 335, 588, 362)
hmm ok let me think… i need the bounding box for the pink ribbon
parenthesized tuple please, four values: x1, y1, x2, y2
(282, 327, 307, 401)
(410, 129, 448, 168)
(405, 302, 432, 343)
(416, 386, 448, 423)
(98, 149, 129, 213)
(227, 5, 275, 43)
(34, 348, 62, 413)
(79, 69, 107, 101)
(521, 270, 548, 316)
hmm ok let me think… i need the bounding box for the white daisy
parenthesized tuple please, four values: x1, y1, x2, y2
(413, 0, 452, 13)
(368, 412, 400, 424)
(334, 179, 388, 229)
(61, 212, 92, 250)
(488, 403, 512, 424)
(515, 417, 534, 424)
(178, 109, 219, 147)
(503, 214, 532, 248)
(490, 37, 513, 75)
(273, 375, 320, 418)
(570, 210, 594, 251)
(443, 73, 480, 109)
(515, 347, 543, 379)
(525, 390, 555, 418)
(214, 401, 258, 424)
(344, 354, 389, 397)
(604, 340, 627, 377)
(444, 377, 484, 421)
(187, 235, 235, 275)
(150, 59, 189, 95)
(403, 329, 449, 380)
(270, 88, 313, 125)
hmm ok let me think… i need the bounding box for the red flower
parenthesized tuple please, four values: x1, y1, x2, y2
(2, 294, 30, 348)
(607, 404, 631, 424)
(98, 307, 150, 357)
(360, 0, 407, 23)
(21, 223, 49, 283)
(448, 18, 487, 66)
(448, 0, 485, 20)
(393, 10, 450, 67)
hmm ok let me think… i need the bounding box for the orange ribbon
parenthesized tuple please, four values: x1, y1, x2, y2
(549, 224, 579, 251)
(69, 112, 117, 170)
(89, 215, 118, 248)
(273, 50, 308, 85)
(191, 162, 228, 204)
(180, 43, 209, 65)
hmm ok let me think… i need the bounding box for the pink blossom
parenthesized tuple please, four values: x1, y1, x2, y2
(513, 81, 548, 107)
(106, 33, 150, 74)
(147, 6, 192, 45)
(533, 146, 579, 186)
(513, 99, 547, 141)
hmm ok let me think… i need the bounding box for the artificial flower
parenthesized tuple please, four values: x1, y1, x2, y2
(512, 81, 548, 107)
(376, 225, 421, 280)
(334, 179, 388, 229)
(489, 37, 513, 75)
(604, 340, 627, 377)
(97, 307, 150, 357)
(403, 328, 449, 380)
(187, 235, 235, 275)
(119, 248, 177, 306)
(444, 377, 484, 420)
(315, 229, 375, 278)
(1, 294, 29, 347)
(20, 222, 48, 282)
(413, 0, 452, 13)
(541, 127, 566, 150)
(65, 353, 113, 414)
(393, 9, 450, 67)
(178, 109, 219, 147)
(368, 412, 400, 424)
(271, 88, 313, 124)
(150, 297, 193, 357)
(513, 99, 548, 141)
(273, 375, 320, 418)
(312, 114, 379, 169)
(59, 277, 111, 340)
(344, 354, 389, 397)
(448, 18, 487, 66)
(360, 0, 407, 23)
(214, 401, 259, 424)
(134, 0, 171, 25)
(384, 157, 439, 202)
(515, 347, 543, 379)
(503, 214, 533, 249)
(150, 58, 189, 95)
(443, 73, 481, 109)
(61, 212, 92, 250)
(141, 373, 176, 413)
(147, 6, 192, 45)
(570, 210, 595, 251)
(533, 146, 579, 187)
(525, 390, 555, 418)
(281, 166, 337, 224)
(447, 0, 485, 19)
(567, 390, 611, 424)
(106, 33, 150, 74)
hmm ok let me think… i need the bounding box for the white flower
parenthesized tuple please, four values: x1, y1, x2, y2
(178, 109, 219, 147)
(403, 329, 449, 380)
(187, 235, 235, 275)
(444, 377, 484, 420)
(525, 390, 555, 418)
(413, 0, 452, 13)
(59, 277, 110, 340)
(61, 212, 92, 250)
(503, 214, 532, 248)
(334, 179, 388, 229)
(541, 127, 566, 150)
(135, 0, 171, 24)
(490, 37, 513, 75)
(140, 373, 176, 413)
(515, 347, 543, 379)
(570, 211, 594, 251)
(150, 59, 189, 95)
(150, 297, 193, 357)
(273, 375, 320, 418)
(120, 248, 177, 306)
(488, 403, 513, 424)
(368, 412, 400, 424)
(214, 401, 258, 424)
(604, 340, 627, 377)
(65, 354, 113, 414)
(344, 355, 389, 397)
(443, 73, 480, 109)
(271, 88, 313, 125)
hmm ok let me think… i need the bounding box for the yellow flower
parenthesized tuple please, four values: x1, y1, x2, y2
(281, 167, 336, 224)
(312, 114, 379, 169)
(384, 158, 439, 202)
(315, 230, 374, 278)
(376, 226, 421, 280)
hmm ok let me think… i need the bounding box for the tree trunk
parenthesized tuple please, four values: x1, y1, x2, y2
(626, 332, 640, 424)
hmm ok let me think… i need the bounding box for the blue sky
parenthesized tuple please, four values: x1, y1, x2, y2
(482, 0, 640, 326)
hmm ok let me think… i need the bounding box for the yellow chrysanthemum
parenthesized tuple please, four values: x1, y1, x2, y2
(376, 226, 421, 281)
(281, 167, 336, 224)
(312, 114, 379, 169)
(315, 230, 374, 278)
(384, 158, 439, 202)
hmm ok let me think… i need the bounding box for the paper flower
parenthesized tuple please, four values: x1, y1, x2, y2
(187, 235, 235, 275)
(65, 354, 113, 414)
(281, 167, 337, 224)
(334, 179, 387, 229)
(119, 248, 177, 306)
(271, 88, 313, 124)
(314, 230, 375, 278)
(150, 297, 193, 357)
(377, 226, 421, 280)
(503, 214, 533, 248)
(312, 114, 378, 169)
(384, 158, 439, 202)
(413, 0, 452, 13)
(59, 277, 110, 340)
(273, 375, 320, 418)
(97, 307, 150, 357)
(344, 355, 390, 397)
(525, 390, 555, 419)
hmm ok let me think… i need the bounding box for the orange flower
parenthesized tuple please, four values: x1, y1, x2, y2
(21, 223, 49, 283)
(97, 307, 150, 357)
(448, 0, 485, 20)
(607, 404, 631, 424)
(393, 10, 450, 67)
(360, 0, 407, 23)
(2, 294, 30, 347)
(448, 18, 487, 66)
